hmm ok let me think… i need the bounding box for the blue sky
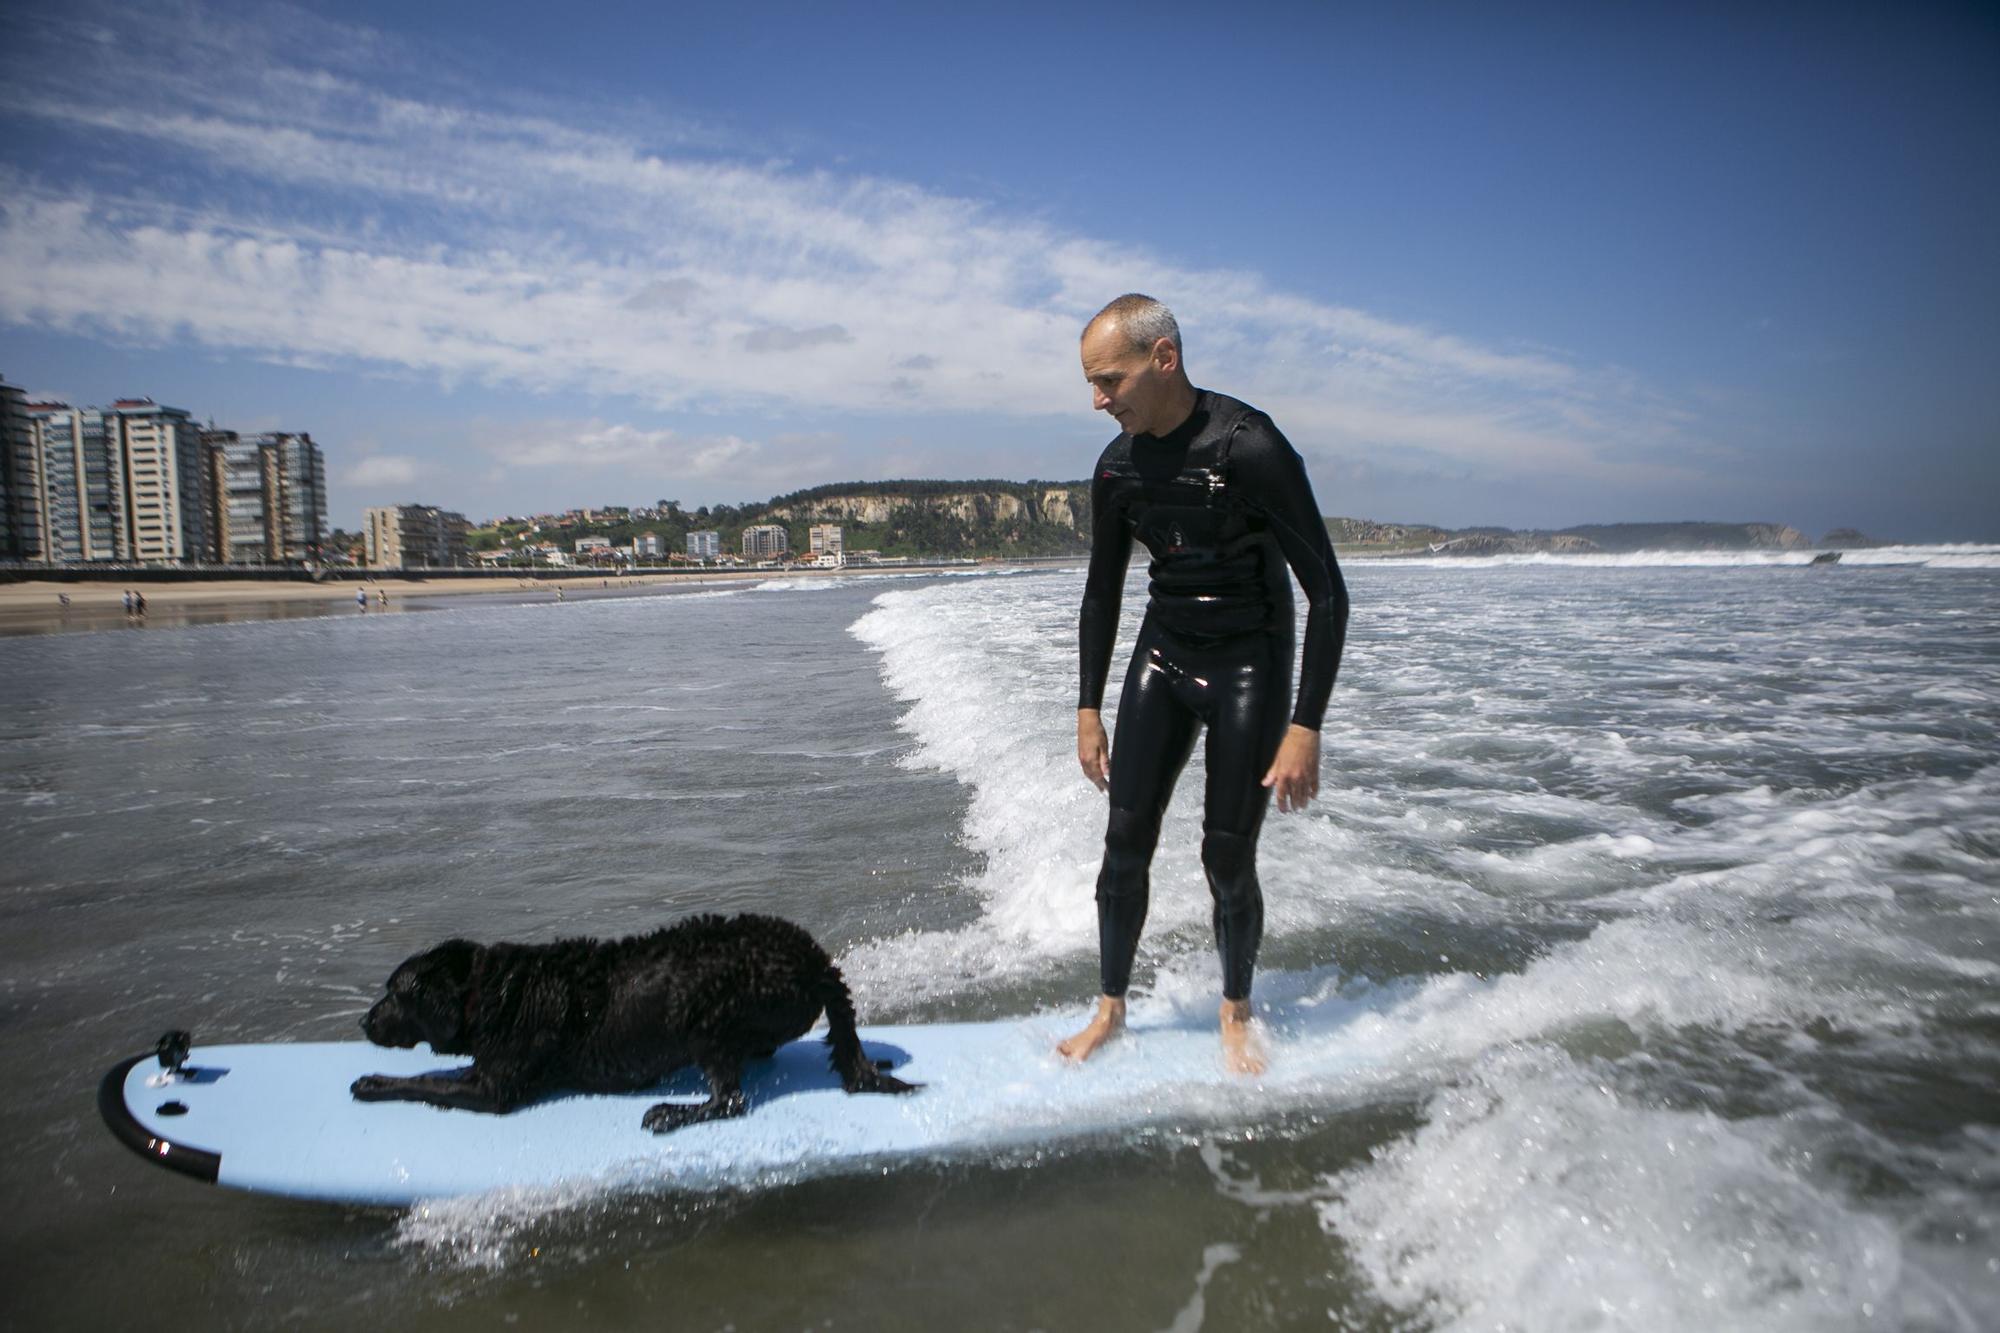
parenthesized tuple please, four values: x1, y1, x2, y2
(1, 0, 1993, 538)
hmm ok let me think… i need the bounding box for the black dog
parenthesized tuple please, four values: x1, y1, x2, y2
(350, 912, 917, 1132)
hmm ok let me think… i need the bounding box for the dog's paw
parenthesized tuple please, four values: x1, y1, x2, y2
(641, 1101, 696, 1134)
(350, 1074, 398, 1101)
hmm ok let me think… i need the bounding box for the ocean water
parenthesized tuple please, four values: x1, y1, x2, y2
(2, 554, 1996, 1331)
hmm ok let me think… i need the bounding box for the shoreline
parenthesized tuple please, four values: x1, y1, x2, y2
(0, 561, 1082, 636)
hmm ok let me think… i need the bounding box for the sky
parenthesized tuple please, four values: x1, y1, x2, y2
(0, 1, 1994, 539)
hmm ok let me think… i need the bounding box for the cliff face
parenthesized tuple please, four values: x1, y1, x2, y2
(1038, 487, 1080, 529)
(1326, 517, 1449, 547)
(1442, 532, 1603, 555)
(1748, 524, 1812, 550)
(768, 486, 1088, 532)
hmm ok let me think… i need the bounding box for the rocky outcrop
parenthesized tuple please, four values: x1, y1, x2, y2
(1343, 519, 1824, 557)
(1742, 524, 1812, 550)
(1438, 532, 1602, 556)
(1324, 516, 1449, 548)
(768, 487, 1088, 532)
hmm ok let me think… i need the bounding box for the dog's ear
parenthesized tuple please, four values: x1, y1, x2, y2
(422, 938, 481, 989)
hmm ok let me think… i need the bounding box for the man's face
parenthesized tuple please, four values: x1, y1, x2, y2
(1081, 321, 1179, 437)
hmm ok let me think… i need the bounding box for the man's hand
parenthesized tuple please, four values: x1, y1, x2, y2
(1077, 708, 1110, 791)
(1261, 724, 1321, 813)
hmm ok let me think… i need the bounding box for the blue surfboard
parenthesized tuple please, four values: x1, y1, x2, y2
(100, 987, 1386, 1206)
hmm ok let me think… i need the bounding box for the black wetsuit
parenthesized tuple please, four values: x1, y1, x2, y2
(1078, 389, 1349, 1001)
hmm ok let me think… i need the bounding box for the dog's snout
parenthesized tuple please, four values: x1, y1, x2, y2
(360, 997, 400, 1046)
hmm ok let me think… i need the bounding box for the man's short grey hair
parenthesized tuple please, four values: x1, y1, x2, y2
(1086, 293, 1182, 356)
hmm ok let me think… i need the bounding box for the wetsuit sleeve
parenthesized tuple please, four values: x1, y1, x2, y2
(1078, 458, 1131, 711)
(1232, 417, 1350, 730)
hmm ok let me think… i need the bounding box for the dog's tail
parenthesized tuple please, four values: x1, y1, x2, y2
(819, 964, 920, 1096)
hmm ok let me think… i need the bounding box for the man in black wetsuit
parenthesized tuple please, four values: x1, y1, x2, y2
(1059, 294, 1349, 1074)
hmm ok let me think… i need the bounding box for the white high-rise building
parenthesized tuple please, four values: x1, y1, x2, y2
(105, 399, 212, 562)
(686, 530, 720, 560)
(808, 524, 843, 559)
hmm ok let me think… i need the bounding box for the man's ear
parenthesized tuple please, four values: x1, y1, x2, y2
(1151, 336, 1180, 376)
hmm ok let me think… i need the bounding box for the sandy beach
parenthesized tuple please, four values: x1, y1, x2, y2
(0, 562, 1075, 635)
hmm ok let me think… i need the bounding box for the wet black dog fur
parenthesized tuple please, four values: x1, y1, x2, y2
(350, 912, 918, 1132)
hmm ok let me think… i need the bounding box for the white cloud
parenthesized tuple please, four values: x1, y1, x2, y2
(0, 2, 1713, 492)
(342, 453, 422, 486)
(478, 420, 755, 474)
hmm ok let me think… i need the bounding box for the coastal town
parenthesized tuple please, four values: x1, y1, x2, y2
(0, 377, 895, 574)
(0, 374, 1882, 596)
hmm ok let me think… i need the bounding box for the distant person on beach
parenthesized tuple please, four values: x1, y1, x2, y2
(1060, 294, 1350, 1075)
(133, 592, 147, 617)
(122, 590, 133, 615)
(57, 593, 70, 609)
(357, 587, 367, 610)
(378, 589, 388, 607)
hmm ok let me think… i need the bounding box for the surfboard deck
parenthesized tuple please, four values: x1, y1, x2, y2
(100, 990, 1380, 1206)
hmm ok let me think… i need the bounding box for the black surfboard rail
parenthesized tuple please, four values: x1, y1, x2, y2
(98, 1054, 222, 1185)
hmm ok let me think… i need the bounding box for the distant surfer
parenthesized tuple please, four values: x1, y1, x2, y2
(1060, 294, 1350, 1075)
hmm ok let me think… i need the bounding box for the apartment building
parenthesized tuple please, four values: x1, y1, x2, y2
(363, 504, 470, 569)
(24, 402, 124, 562)
(686, 530, 720, 560)
(0, 378, 41, 561)
(741, 524, 789, 560)
(105, 399, 212, 562)
(204, 430, 328, 564)
(808, 524, 844, 559)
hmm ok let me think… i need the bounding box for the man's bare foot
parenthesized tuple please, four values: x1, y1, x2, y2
(1220, 998, 1267, 1076)
(1057, 996, 1126, 1063)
